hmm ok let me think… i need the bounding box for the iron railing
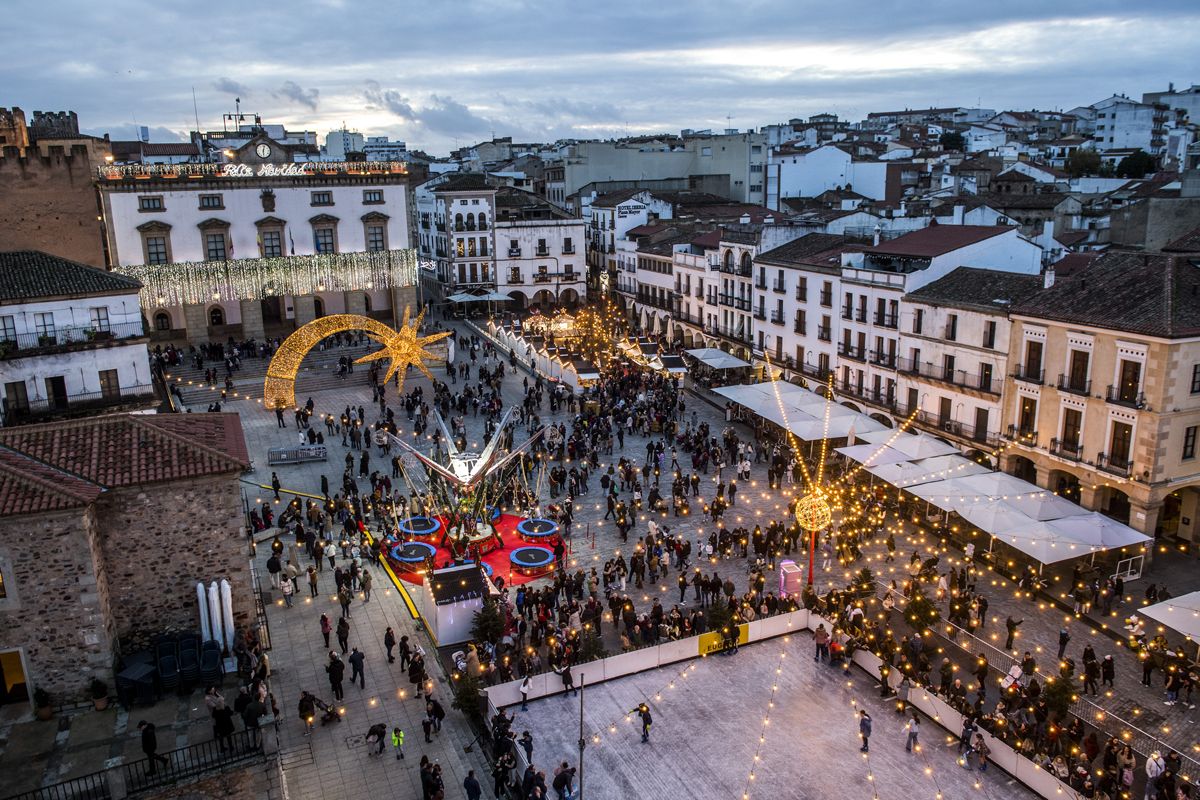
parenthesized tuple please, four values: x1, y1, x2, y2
(0, 321, 146, 358)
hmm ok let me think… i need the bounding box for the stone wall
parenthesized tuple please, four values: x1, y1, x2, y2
(0, 506, 115, 700)
(0, 143, 107, 267)
(96, 474, 252, 643)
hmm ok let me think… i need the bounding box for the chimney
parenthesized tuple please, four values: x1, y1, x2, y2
(1043, 267, 1056, 289)
(873, 225, 882, 246)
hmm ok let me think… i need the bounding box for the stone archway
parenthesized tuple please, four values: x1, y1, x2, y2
(868, 413, 893, 429)
(1098, 486, 1131, 525)
(1007, 454, 1037, 484)
(1049, 469, 1082, 505)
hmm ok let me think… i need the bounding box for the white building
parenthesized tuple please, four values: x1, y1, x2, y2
(419, 174, 584, 307)
(1090, 95, 1169, 155)
(766, 144, 895, 208)
(324, 128, 365, 161)
(586, 189, 675, 278)
(0, 251, 153, 426)
(362, 136, 408, 162)
(896, 267, 1044, 454)
(98, 131, 417, 343)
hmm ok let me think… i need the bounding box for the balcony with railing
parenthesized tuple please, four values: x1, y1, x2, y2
(1011, 364, 1045, 385)
(1097, 452, 1132, 477)
(0, 320, 147, 359)
(1056, 374, 1092, 397)
(1049, 437, 1083, 462)
(536, 246, 550, 256)
(836, 378, 897, 412)
(896, 357, 998, 394)
(754, 279, 768, 290)
(798, 361, 833, 381)
(715, 260, 752, 277)
(769, 310, 785, 325)
(1105, 384, 1145, 409)
(563, 244, 575, 254)
(838, 342, 867, 362)
(793, 318, 806, 335)
(855, 309, 867, 323)
(874, 312, 898, 329)
(1004, 424, 1039, 444)
(911, 411, 1000, 447)
(772, 279, 787, 294)
(868, 350, 897, 370)
(753, 306, 766, 321)
(508, 246, 521, 257)
(1, 383, 157, 425)
(819, 290, 833, 307)
(817, 325, 832, 342)
(841, 304, 853, 320)
(795, 286, 807, 302)
(718, 293, 752, 311)
(704, 321, 752, 344)
(944, 323, 958, 341)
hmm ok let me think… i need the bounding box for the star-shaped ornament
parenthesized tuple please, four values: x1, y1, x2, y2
(355, 306, 451, 389)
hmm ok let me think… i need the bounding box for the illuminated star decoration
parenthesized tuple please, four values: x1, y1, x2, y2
(355, 306, 451, 389)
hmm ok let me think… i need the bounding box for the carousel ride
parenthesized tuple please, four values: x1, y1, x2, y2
(381, 407, 562, 584)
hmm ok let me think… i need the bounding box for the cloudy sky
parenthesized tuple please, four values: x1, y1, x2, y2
(5, 0, 1197, 155)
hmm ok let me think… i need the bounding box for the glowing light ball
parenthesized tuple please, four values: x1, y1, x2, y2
(795, 493, 832, 531)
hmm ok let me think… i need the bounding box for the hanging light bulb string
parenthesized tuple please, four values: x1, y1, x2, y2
(740, 635, 793, 800)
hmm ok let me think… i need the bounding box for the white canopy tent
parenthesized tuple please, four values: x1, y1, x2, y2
(835, 443, 913, 468)
(715, 381, 885, 441)
(1138, 591, 1200, 648)
(858, 429, 962, 460)
(1043, 513, 1152, 551)
(1006, 491, 1090, 522)
(866, 454, 990, 489)
(686, 348, 751, 370)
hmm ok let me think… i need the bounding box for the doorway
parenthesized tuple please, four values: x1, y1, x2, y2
(0, 649, 29, 706)
(44, 376, 67, 410)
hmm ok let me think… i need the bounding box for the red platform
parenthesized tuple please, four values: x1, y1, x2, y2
(385, 512, 559, 587)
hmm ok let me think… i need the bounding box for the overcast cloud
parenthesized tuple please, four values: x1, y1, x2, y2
(3, 0, 1196, 155)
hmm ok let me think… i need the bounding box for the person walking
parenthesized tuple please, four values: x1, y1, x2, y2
(281, 575, 295, 607)
(904, 712, 920, 752)
(361, 569, 373, 602)
(138, 720, 170, 775)
(463, 769, 483, 800)
(632, 703, 653, 742)
(349, 647, 366, 689)
(298, 691, 316, 735)
(336, 616, 351, 653)
(1057, 627, 1071, 660)
(1005, 616, 1022, 651)
(319, 613, 332, 648)
(813, 623, 831, 662)
(858, 710, 872, 753)
(520, 674, 533, 711)
(307, 565, 319, 597)
(327, 652, 345, 701)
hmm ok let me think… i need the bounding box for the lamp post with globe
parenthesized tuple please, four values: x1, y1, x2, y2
(794, 491, 833, 587)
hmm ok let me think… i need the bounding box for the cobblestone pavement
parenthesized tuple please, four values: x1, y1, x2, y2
(189, 317, 1200, 797)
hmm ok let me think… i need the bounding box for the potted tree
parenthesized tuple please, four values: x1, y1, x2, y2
(90, 678, 110, 711)
(33, 688, 53, 721)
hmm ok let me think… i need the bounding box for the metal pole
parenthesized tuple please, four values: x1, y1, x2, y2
(577, 672, 586, 800)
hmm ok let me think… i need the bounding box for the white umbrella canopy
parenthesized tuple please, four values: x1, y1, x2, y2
(1139, 591, 1200, 643)
(867, 454, 989, 489)
(835, 443, 912, 467)
(884, 433, 962, 461)
(1006, 491, 1090, 522)
(958, 499, 1035, 536)
(1044, 512, 1151, 550)
(790, 413, 884, 441)
(990, 521, 1100, 565)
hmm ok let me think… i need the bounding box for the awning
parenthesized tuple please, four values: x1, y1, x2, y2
(447, 292, 482, 303)
(572, 360, 600, 380)
(1139, 591, 1200, 645)
(866, 454, 989, 489)
(479, 291, 515, 302)
(686, 348, 750, 370)
(858, 429, 961, 460)
(1006, 492, 1090, 522)
(715, 382, 884, 440)
(1043, 512, 1151, 549)
(659, 355, 688, 374)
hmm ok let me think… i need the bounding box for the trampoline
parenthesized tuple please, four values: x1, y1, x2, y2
(510, 546, 555, 578)
(399, 516, 442, 539)
(391, 541, 437, 571)
(517, 518, 559, 543)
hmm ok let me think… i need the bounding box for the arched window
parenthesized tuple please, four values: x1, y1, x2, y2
(208, 306, 225, 327)
(478, 213, 488, 230)
(364, 293, 373, 313)
(723, 250, 734, 270)
(740, 252, 752, 272)
(455, 213, 464, 231)
(466, 213, 475, 230)
(154, 311, 171, 331)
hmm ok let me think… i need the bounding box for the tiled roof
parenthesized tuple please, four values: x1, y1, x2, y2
(995, 170, 1037, 182)
(864, 225, 1012, 258)
(627, 224, 668, 237)
(1012, 250, 1200, 338)
(142, 142, 200, 157)
(1052, 252, 1100, 277)
(0, 446, 104, 517)
(0, 251, 142, 303)
(433, 173, 491, 193)
(984, 192, 1071, 210)
(0, 414, 249, 507)
(905, 267, 1043, 312)
(756, 234, 849, 266)
(591, 188, 644, 208)
(1164, 227, 1200, 253)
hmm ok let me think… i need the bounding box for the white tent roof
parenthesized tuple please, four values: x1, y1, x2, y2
(989, 521, 1106, 565)
(867, 454, 989, 489)
(1006, 491, 1090, 522)
(1139, 591, 1200, 643)
(715, 382, 884, 441)
(957, 499, 1038, 536)
(686, 348, 750, 369)
(862, 431, 961, 460)
(1043, 512, 1151, 550)
(835, 443, 912, 467)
